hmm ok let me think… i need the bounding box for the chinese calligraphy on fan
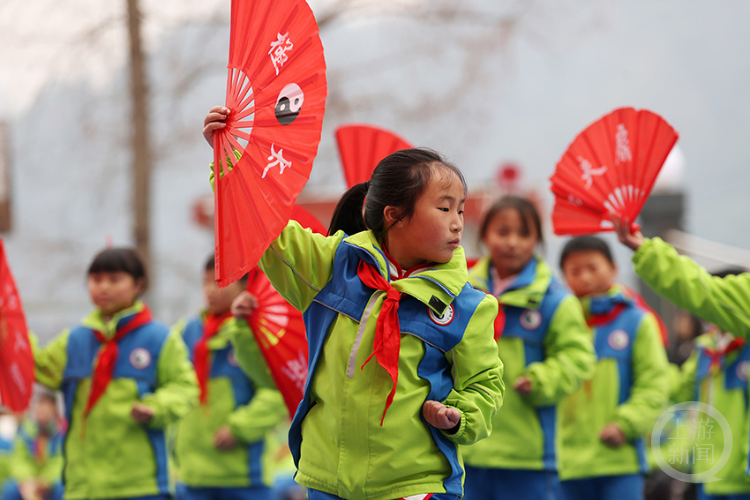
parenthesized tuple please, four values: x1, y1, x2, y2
(264, 144, 292, 178)
(269, 32, 293, 75)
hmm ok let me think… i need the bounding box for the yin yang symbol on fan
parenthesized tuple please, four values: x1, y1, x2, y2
(275, 83, 304, 125)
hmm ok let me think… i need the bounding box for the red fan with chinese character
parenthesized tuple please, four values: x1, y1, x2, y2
(549, 107, 678, 235)
(0, 240, 34, 412)
(213, 0, 327, 286)
(245, 207, 324, 415)
(335, 124, 412, 188)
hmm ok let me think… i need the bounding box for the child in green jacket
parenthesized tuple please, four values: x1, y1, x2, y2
(461, 196, 596, 500)
(34, 248, 198, 500)
(2, 390, 64, 500)
(204, 109, 504, 500)
(174, 256, 286, 500)
(558, 236, 669, 500)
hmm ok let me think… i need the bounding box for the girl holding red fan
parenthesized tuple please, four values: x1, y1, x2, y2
(205, 110, 504, 500)
(460, 196, 595, 500)
(33, 248, 198, 500)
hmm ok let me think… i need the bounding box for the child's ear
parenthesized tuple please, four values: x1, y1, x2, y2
(383, 206, 402, 226)
(134, 277, 147, 296)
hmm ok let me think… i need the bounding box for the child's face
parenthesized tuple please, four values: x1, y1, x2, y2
(386, 168, 465, 269)
(34, 397, 57, 429)
(562, 250, 617, 297)
(87, 271, 144, 317)
(203, 270, 244, 316)
(483, 208, 538, 278)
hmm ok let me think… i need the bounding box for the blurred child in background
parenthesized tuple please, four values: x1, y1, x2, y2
(557, 235, 669, 500)
(173, 255, 286, 500)
(33, 248, 198, 500)
(1, 388, 64, 500)
(461, 196, 595, 500)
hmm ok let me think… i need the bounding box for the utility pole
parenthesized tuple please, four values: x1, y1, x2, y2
(126, 0, 152, 279)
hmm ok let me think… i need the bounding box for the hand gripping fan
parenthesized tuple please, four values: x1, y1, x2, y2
(245, 208, 325, 415)
(335, 124, 412, 188)
(213, 0, 327, 286)
(0, 240, 34, 412)
(549, 107, 678, 235)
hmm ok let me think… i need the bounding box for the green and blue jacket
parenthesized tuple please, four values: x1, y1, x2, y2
(33, 301, 198, 499)
(9, 419, 64, 486)
(258, 222, 505, 500)
(462, 255, 595, 471)
(673, 331, 750, 495)
(174, 314, 286, 488)
(559, 286, 669, 480)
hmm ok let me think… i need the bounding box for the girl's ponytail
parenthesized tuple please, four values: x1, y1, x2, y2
(328, 181, 369, 235)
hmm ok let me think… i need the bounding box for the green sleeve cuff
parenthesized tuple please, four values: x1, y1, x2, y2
(440, 407, 466, 440)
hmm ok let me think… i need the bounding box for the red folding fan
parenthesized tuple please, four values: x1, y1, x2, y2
(549, 107, 678, 235)
(245, 207, 325, 415)
(335, 124, 412, 188)
(0, 240, 34, 412)
(213, 0, 328, 286)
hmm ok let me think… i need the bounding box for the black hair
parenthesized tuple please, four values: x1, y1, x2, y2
(712, 267, 746, 278)
(479, 195, 544, 246)
(204, 254, 248, 285)
(328, 148, 467, 238)
(88, 248, 147, 289)
(559, 235, 615, 269)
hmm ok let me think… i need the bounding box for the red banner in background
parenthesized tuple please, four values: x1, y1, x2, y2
(0, 240, 34, 412)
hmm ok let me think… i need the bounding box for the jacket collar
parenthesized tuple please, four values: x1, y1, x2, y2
(343, 230, 468, 315)
(469, 255, 552, 310)
(580, 284, 633, 317)
(81, 300, 146, 339)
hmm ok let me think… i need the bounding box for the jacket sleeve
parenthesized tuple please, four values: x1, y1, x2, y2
(9, 436, 35, 481)
(258, 221, 344, 312)
(141, 329, 199, 428)
(633, 237, 750, 339)
(227, 387, 288, 444)
(672, 352, 698, 404)
(524, 294, 596, 406)
(440, 295, 505, 445)
(228, 319, 276, 390)
(613, 313, 670, 439)
(33, 331, 70, 390)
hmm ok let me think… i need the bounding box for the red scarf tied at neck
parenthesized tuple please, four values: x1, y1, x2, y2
(357, 260, 403, 426)
(84, 306, 153, 418)
(194, 311, 234, 405)
(704, 337, 746, 371)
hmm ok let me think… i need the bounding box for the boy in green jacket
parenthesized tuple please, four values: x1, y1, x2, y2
(2, 391, 64, 500)
(173, 256, 287, 500)
(34, 248, 198, 500)
(558, 236, 669, 500)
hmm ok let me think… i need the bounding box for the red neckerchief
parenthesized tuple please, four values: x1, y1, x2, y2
(194, 311, 234, 405)
(85, 306, 153, 418)
(357, 259, 403, 426)
(586, 303, 626, 327)
(704, 336, 746, 371)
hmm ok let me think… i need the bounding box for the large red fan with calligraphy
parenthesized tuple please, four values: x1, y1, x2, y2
(335, 124, 412, 188)
(0, 240, 34, 412)
(245, 207, 325, 415)
(549, 108, 678, 235)
(213, 0, 327, 286)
